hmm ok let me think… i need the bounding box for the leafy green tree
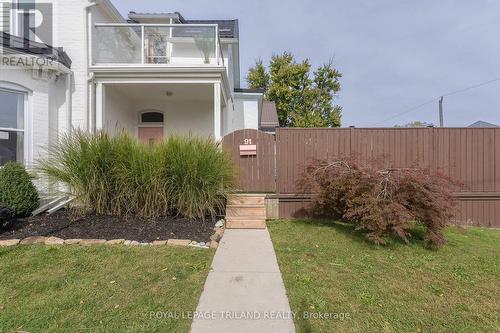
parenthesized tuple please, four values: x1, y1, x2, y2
(247, 60, 270, 92)
(247, 52, 342, 127)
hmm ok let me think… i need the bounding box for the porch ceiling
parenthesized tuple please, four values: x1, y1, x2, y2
(107, 83, 213, 102)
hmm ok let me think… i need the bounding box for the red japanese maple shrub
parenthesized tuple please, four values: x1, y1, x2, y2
(298, 158, 457, 248)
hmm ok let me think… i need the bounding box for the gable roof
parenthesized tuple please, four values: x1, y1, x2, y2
(468, 120, 499, 128)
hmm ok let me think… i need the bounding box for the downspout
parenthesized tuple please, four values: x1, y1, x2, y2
(85, 0, 98, 133)
(88, 72, 95, 134)
(48, 62, 73, 136)
(66, 72, 73, 135)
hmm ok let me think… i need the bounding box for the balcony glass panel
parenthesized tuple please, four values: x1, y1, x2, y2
(93, 26, 142, 64)
(93, 24, 219, 66)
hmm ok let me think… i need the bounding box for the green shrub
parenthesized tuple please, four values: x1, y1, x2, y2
(0, 162, 39, 217)
(37, 130, 234, 220)
(0, 203, 16, 230)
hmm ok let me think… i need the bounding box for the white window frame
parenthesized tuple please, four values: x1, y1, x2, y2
(0, 81, 33, 165)
(138, 110, 165, 128)
(9, 0, 20, 37)
(0, 1, 11, 34)
(137, 110, 166, 138)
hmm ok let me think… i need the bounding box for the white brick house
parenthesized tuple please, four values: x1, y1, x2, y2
(0, 0, 278, 167)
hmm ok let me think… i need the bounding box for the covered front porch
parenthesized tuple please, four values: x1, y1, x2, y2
(92, 80, 228, 141)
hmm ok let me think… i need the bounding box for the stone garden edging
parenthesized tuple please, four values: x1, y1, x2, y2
(0, 226, 225, 249)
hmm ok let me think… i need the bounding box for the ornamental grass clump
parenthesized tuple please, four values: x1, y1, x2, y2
(298, 157, 457, 248)
(37, 130, 234, 220)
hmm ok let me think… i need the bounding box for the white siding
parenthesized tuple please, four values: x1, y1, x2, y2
(222, 96, 235, 136)
(104, 87, 135, 136)
(133, 100, 215, 138)
(49, 0, 121, 132)
(103, 85, 216, 139)
(233, 93, 261, 131)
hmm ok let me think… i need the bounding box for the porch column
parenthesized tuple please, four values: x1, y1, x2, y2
(95, 82, 105, 131)
(214, 82, 222, 141)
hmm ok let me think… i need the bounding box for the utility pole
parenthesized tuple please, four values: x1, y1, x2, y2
(439, 96, 444, 127)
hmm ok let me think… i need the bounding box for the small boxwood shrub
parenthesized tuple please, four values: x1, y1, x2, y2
(37, 131, 235, 220)
(0, 162, 39, 217)
(298, 158, 457, 248)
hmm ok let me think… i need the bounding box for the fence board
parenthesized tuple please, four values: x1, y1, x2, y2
(223, 128, 500, 226)
(274, 128, 500, 226)
(222, 129, 276, 193)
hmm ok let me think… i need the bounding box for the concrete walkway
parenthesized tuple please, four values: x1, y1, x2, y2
(191, 229, 296, 333)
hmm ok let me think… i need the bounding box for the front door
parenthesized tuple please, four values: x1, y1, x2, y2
(138, 127, 164, 145)
(138, 111, 165, 144)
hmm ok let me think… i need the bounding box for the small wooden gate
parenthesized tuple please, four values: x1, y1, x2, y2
(222, 129, 276, 193)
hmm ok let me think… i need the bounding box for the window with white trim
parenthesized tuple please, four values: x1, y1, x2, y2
(140, 111, 164, 124)
(0, 88, 25, 166)
(0, 1, 11, 33)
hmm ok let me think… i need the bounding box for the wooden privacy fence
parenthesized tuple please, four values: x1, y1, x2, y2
(222, 127, 500, 227)
(222, 129, 276, 193)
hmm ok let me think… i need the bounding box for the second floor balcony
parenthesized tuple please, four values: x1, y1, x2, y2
(91, 23, 224, 67)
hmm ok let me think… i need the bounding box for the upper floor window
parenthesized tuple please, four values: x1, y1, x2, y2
(0, 1, 12, 34)
(0, 87, 25, 166)
(1, 0, 39, 40)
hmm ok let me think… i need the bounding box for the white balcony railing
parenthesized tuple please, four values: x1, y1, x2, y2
(92, 24, 224, 67)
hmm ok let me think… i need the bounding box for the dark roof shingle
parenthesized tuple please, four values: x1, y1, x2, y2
(1, 32, 71, 68)
(260, 101, 280, 129)
(186, 19, 239, 39)
(128, 12, 238, 39)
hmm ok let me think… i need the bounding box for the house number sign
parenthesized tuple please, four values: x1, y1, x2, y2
(240, 138, 257, 156)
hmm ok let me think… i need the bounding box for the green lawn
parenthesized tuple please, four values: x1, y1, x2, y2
(268, 219, 500, 333)
(0, 245, 214, 333)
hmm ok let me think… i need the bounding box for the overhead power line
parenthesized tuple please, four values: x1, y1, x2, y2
(379, 76, 500, 125)
(442, 77, 500, 97)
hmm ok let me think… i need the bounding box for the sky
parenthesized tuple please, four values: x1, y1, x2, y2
(112, 0, 500, 127)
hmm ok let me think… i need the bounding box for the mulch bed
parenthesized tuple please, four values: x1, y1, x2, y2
(0, 210, 215, 243)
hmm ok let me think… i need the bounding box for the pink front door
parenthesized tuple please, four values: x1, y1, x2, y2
(138, 127, 164, 144)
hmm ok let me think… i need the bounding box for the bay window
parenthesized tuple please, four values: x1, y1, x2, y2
(0, 88, 25, 166)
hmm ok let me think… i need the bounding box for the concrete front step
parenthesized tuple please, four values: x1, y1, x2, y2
(228, 195, 265, 206)
(226, 219, 266, 229)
